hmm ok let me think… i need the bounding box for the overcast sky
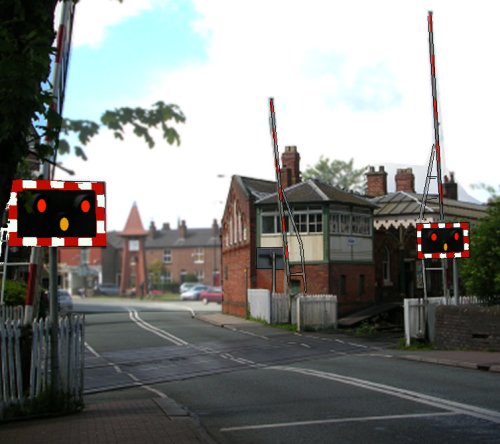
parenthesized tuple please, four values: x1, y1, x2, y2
(55, 0, 499, 232)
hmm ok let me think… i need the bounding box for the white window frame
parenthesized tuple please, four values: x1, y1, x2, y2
(193, 248, 204, 264)
(163, 248, 172, 264)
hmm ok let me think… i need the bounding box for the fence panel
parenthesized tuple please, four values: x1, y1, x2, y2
(248, 289, 271, 323)
(0, 305, 24, 322)
(1, 314, 84, 419)
(297, 295, 337, 330)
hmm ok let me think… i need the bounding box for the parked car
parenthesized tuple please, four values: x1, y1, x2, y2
(179, 282, 197, 294)
(40, 289, 73, 315)
(199, 287, 223, 304)
(94, 283, 120, 296)
(180, 284, 209, 301)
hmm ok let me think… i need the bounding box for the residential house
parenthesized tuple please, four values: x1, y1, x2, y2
(59, 204, 221, 294)
(366, 166, 488, 302)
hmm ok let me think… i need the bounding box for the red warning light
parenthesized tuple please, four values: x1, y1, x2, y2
(430, 232, 437, 242)
(81, 199, 91, 213)
(37, 198, 47, 213)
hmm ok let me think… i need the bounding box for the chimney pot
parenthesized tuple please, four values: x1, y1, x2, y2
(366, 165, 388, 197)
(281, 146, 301, 188)
(395, 168, 415, 193)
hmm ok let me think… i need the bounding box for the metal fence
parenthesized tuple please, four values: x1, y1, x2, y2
(0, 310, 84, 419)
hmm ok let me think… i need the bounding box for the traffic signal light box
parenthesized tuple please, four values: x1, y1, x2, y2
(7, 180, 106, 247)
(416, 222, 469, 259)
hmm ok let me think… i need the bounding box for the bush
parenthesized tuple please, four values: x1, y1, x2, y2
(2, 280, 27, 306)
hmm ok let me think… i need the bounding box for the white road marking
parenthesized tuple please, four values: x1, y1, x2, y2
(141, 384, 167, 398)
(220, 411, 458, 432)
(267, 365, 500, 424)
(128, 309, 188, 346)
(85, 342, 100, 357)
(300, 343, 311, 348)
(85, 337, 167, 398)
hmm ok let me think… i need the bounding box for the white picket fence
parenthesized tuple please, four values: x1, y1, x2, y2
(0, 310, 84, 419)
(248, 290, 337, 330)
(0, 305, 24, 322)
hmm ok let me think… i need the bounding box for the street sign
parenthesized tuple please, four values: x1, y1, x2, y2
(256, 247, 284, 270)
(7, 180, 106, 247)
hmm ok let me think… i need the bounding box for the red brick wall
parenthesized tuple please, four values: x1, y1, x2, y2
(329, 263, 376, 316)
(221, 177, 254, 317)
(59, 247, 102, 267)
(145, 245, 221, 286)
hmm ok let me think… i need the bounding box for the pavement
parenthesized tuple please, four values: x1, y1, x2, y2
(1, 312, 499, 443)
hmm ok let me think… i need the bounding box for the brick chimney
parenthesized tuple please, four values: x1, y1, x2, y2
(162, 222, 170, 231)
(149, 221, 157, 238)
(280, 145, 301, 188)
(443, 172, 458, 200)
(211, 218, 219, 237)
(366, 166, 387, 197)
(179, 220, 187, 239)
(395, 168, 415, 193)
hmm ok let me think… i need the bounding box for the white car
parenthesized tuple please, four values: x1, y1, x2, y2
(180, 285, 209, 301)
(179, 282, 197, 294)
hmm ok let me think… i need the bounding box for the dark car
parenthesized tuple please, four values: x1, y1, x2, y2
(40, 289, 73, 315)
(94, 283, 120, 296)
(200, 287, 223, 304)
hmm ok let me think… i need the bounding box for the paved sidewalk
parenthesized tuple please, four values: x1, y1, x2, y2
(0, 397, 217, 444)
(196, 312, 500, 374)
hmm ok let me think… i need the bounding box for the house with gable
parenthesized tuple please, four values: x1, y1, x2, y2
(366, 166, 489, 302)
(221, 146, 378, 317)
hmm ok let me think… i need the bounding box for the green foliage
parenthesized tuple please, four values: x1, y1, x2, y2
(59, 101, 186, 160)
(461, 199, 500, 305)
(3, 280, 27, 306)
(0, 0, 186, 225)
(353, 321, 376, 337)
(183, 273, 199, 283)
(147, 259, 164, 288)
(302, 157, 368, 193)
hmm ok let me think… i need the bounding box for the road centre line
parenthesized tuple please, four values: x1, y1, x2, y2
(267, 365, 500, 424)
(128, 309, 188, 346)
(220, 411, 458, 432)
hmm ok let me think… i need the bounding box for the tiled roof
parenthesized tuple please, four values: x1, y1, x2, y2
(256, 179, 377, 208)
(104, 227, 220, 250)
(121, 203, 148, 236)
(237, 176, 277, 200)
(145, 227, 220, 249)
(370, 191, 488, 228)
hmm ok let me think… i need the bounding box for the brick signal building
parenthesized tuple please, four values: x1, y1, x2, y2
(221, 146, 378, 317)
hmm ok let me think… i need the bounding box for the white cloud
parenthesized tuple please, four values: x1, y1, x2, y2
(61, 0, 500, 230)
(70, 0, 171, 48)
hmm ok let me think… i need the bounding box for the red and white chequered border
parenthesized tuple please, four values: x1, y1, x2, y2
(416, 221, 470, 259)
(7, 179, 106, 247)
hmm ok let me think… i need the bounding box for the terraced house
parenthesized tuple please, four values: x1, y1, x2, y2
(221, 146, 378, 317)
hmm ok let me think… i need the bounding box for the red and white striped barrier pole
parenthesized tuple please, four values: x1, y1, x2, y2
(427, 11, 445, 222)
